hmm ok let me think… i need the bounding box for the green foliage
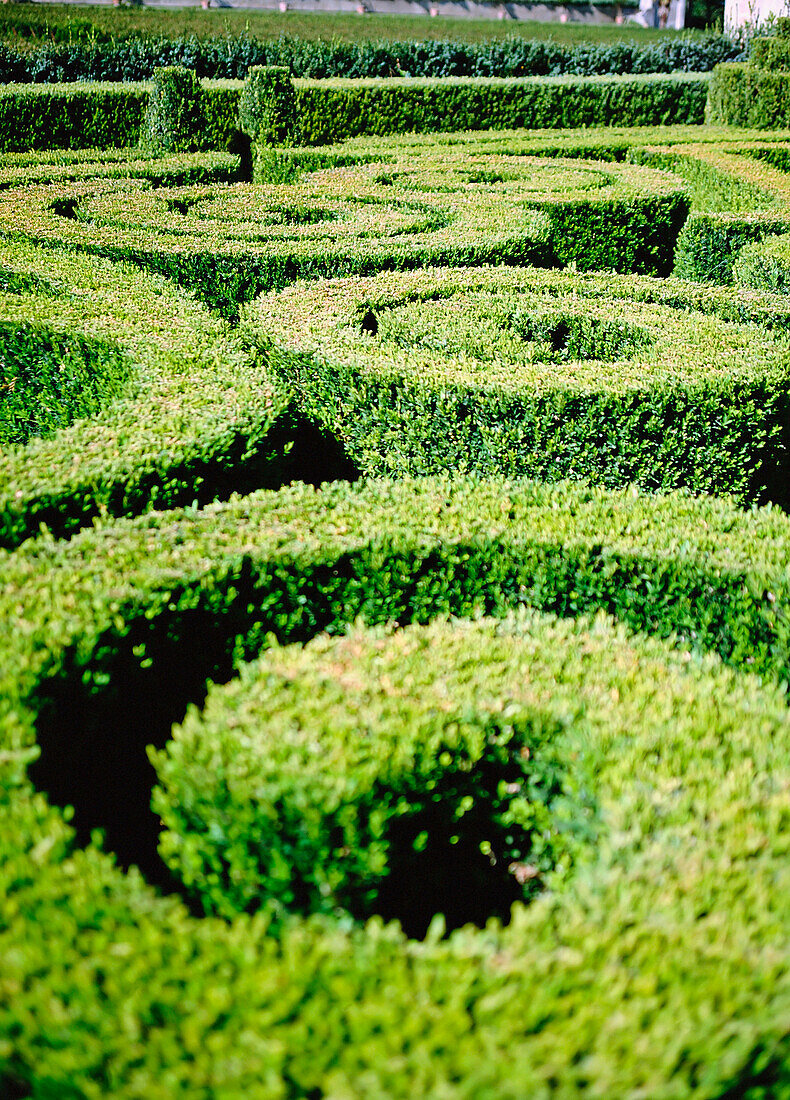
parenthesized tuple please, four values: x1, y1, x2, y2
(4, 472, 790, 1093)
(749, 33, 790, 68)
(289, 72, 709, 146)
(0, 71, 711, 153)
(152, 621, 589, 923)
(0, 81, 146, 152)
(0, 322, 131, 447)
(0, 142, 687, 317)
(246, 264, 790, 504)
(5, 114, 790, 1098)
(673, 211, 788, 281)
(142, 65, 204, 154)
(239, 65, 296, 146)
(705, 61, 750, 125)
(0, 238, 293, 549)
(734, 231, 790, 292)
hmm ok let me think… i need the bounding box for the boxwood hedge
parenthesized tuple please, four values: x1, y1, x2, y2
(0, 238, 296, 549)
(4, 477, 790, 1094)
(0, 147, 687, 315)
(246, 264, 790, 504)
(6, 112, 790, 1098)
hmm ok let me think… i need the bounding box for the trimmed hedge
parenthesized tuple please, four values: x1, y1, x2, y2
(627, 136, 790, 283)
(734, 231, 790, 293)
(0, 322, 131, 448)
(5, 477, 790, 1093)
(0, 149, 687, 316)
(0, 238, 294, 549)
(0, 30, 741, 84)
(245, 264, 790, 504)
(0, 80, 147, 151)
(706, 61, 790, 129)
(287, 72, 710, 145)
(0, 71, 710, 153)
(142, 65, 205, 154)
(152, 618, 591, 926)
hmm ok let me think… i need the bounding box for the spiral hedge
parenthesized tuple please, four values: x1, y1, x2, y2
(5, 110, 790, 1097)
(247, 264, 790, 503)
(0, 145, 688, 316)
(5, 479, 790, 1095)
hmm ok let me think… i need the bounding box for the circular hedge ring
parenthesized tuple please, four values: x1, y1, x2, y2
(0, 153, 687, 316)
(248, 264, 790, 504)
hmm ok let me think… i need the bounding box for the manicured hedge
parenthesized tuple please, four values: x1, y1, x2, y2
(706, 61, 790, 129)
(246, 264, 790, 504)
(287, 72, 710, 145)
(0, 30, 740, 84)
(0, 71, 710, 152)
(0, 148, 686, 316)
(626, 135, 790, 283)
(734, 231, 790, 293)
(6, 115, 790, 1099)
(153, 618, 591, 925)
(0, 322, 131, 448)
(0, 238, 294, 549)
(0, 80, 147, 151)
(4, 477, 790, 1094)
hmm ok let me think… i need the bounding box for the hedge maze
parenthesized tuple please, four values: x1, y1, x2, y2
(4, 53, 790, 1098)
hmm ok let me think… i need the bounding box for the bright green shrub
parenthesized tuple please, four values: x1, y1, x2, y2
(707, 32, 790, 130)
(142, 65, 204, 154)
(642, 136, 790, 282)
(0, 322, 131, 447)
(152, 621, 592, 925)
(0, 238, 294, 549)
(4, 479, 790, 1094)
(245, 264, 790, 504)
(0, 147, 687, 316)
(734, 231, 790, 292)
(239, 65, 296, 145)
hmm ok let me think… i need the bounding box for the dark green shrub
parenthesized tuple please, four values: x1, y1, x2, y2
(142, 65, 204, 153)
(288, 72, 709, 145)
(0, 31, 742, 84)
(0, 81, 146, 152)
(673, 212, 788, 282)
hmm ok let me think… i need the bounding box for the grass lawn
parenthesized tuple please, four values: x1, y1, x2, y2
(0, 5, 719, 45)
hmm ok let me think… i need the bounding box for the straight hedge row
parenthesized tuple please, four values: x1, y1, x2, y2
(4, 478, 790, 1093)
(0, 71, 711, 152)
(0, 30, 741, 83)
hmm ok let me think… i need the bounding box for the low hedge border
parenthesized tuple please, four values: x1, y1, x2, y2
(0, 71, 710, 153)
(286, 72, 710, 145)
(0, 238, 294, 550)
(0, 150, 689, 315)
(245, 264, 790, 504)
(4, 477, 790, 1093)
